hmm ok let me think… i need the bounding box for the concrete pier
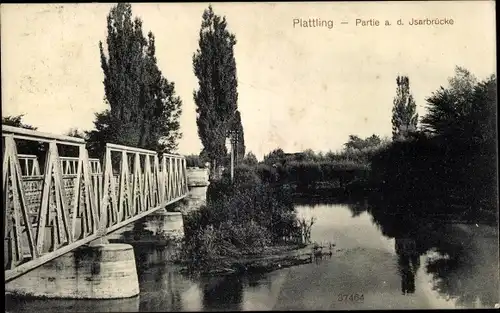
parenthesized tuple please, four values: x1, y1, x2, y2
(185, 167, 209, 212)
(5, 243, 139, 299)
(145, 211, 185, 240)
(186, 185, 208, 209)
(105, 210, 186, 268)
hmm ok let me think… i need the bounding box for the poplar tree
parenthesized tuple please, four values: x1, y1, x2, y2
(88, 3, 182, 157)
(391, 76, 419, 141)
(193, 5, 240, 179)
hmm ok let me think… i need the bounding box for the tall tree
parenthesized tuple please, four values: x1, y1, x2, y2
(89, 3, 182, 158)
(421, 67, 483, 142)
(391, 76, 419, 141)
(193, 5, 239, 180)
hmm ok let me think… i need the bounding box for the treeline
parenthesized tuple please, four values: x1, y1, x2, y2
(183, 134, 388, 191)
(247, 136, 388, 191)
(185, 154, 208, 168)
(370, 67, 497, 220)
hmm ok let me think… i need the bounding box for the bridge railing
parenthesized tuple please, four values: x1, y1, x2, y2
(98, 143, 188, 233)
(3, 125, 188, 281)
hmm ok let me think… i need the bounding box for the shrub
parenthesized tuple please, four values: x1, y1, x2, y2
(182, 164, 300, 272)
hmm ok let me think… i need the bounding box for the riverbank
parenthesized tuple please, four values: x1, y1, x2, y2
(179, 243, 327, 276)
(289, 183, 497, 226)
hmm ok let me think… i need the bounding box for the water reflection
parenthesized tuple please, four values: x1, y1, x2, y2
(395, 238, 419, 295)
(201, 276, 244, 311)
(348, 198, 499, 308)
(138, 266, 186, 312)
(5, 198, 498, 311)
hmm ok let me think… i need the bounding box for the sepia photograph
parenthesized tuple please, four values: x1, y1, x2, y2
(2, 1, 498, 311)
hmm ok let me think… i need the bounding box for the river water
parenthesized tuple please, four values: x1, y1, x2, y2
(5, 199, 499, 311)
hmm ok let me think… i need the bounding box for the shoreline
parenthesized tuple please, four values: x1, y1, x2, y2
(178, 243, 332, 277)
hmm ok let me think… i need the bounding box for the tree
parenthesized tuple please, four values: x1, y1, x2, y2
(391, 76, 419, 141)
(185, 154, 207, 168)
(373, 68, 497, 216)
(421, 68, 497, 210)
(344, 134, 382, 150)
(193, 5, 239, 180)
(263, 148, 285, 166)
(2, 115, 37, 130)
(243, 151, 258, 166)
(90, 3, 182, 158)
(57, 128, 88, 157)
(421, 67, 486, 142)
(302, 149, 317, 162)
(2, 115, 44, 158)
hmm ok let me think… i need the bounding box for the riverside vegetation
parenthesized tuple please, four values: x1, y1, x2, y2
(181, 67, 497, 274)
(181, 165, 316, 274)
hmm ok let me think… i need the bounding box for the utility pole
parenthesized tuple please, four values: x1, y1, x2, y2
(230, 132, 234, 183)
(229, 109, 238, 183)
(225, 133, 235, 183)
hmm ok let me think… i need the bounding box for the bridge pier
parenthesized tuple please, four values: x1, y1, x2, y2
(185, 167, 210, 210)
(5, 243, 139, 299)
(146, 210, 185, 239)
(107, 210, 186, 268)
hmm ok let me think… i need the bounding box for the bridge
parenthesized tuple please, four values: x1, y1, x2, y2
(3, 125, 189, 287)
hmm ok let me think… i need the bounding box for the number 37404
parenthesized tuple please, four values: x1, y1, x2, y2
(337, 294, 364, 302)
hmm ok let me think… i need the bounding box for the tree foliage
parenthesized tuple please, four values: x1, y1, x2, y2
(2, 115, 44, 157)
(372, 67, 497, 218)
(185, 154, 208, 168)
(421, 66, 495, 147)
(88, 3, 182, 158)
(344, 134, 382, 151)
(193, 5, 240, 174)
(263, 148, 285, 165)
(243, 151, 258, 166)
(2, 115, 37, 130)
(391, 76, 419, 141)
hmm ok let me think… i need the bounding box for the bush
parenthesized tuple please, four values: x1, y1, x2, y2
(185, 154, 207, 168)
(182, 164, 300, 272)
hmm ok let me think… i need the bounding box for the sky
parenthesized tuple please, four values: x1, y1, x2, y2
(1, 2, 496, 160)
